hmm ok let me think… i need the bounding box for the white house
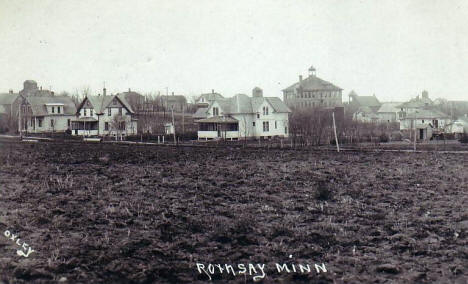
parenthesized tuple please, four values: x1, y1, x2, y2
(20, 95, 77, 133)
(73, 89, 137, 138)
(399, 109, 451, 140)
(196, 87, 291, 140)
(376, 102, 402, 123)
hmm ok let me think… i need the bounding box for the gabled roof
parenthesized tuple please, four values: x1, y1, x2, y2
(283, 75, 342, 92)
(404, 109, 449, 119)
(78, 95, 135, 114)
(350, 93, 381, 107)
(197, 92, 223, 102)
(0, 93, 19, 105)
(210, 94, 291, 115)
(162, 95, 187, 103)
(26, 96, 76, 116)
(398, 96, 433, 109)
(193, 107, 208, 119)
(377, 102, 402, 113)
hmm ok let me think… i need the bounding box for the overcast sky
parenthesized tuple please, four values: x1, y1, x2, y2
(1, 0, 467, 102)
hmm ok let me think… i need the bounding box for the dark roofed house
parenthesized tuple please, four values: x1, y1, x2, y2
(161, 94, 187, 112)
(349, 91, 381, 113)
(0, 91, 21, 132)
(283, 66, 343, 110)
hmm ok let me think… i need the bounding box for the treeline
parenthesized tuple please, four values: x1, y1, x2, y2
(289, 108, 400, 146)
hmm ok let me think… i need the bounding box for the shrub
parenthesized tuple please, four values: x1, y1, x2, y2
(315, 181, 333, 201)
(460, 132, 468, 144)
(379, 133, 389, 143)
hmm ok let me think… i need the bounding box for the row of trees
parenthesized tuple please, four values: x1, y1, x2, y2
(289, 107, 400, 146)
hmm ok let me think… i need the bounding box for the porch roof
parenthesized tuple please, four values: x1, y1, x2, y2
(196, 116, 238, 123)
(73, 117, 98, 122)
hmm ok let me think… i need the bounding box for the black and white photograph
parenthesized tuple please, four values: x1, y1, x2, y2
(0, 0, 467, 283)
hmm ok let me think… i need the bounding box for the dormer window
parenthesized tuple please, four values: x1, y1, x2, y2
(213, 107, 219, 116)
(90, 109, 93, 116)
(84, 109, 87, 116)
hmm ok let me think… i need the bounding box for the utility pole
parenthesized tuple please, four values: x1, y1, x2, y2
(332, 112, 340, 152)
(171, 106, 176, 145)
(413, 119, 417, 152)
(182, 105, 185, 135)
(18, 100, 22, 139)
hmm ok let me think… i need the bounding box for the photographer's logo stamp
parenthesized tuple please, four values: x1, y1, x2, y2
(4, 230, 35, 257)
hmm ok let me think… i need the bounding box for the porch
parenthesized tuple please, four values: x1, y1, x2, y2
(72, 117, 99, 136)
(196, 116, 239, 140)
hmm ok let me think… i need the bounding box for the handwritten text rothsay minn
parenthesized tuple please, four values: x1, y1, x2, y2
(196, 262, 327, 281)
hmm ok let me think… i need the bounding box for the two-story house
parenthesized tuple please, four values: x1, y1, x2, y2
(196, 87, 291, 140)
(73, 89, 137, 137)
(20, 95, 77, 133)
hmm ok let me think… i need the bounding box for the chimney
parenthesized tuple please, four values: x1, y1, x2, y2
(422, 90, 428, 99)
(103, 88, 107, 96)
(252, 87, 263, 98)
(299, 75, 303, 82)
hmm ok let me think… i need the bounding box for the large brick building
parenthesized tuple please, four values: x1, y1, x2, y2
(283, 66, 343, 110)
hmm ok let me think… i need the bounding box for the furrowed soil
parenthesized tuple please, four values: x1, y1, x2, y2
(0, 141, 467, 283)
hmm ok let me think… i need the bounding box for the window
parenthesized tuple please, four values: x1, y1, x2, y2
(38, 119, 42, 127)
(105, 122, 109, 131)
(252, 122, 255, 127)
(57, 107, 61, 114)
(50, 119, 54, 128)
(118, 107, 122, 115)
(257, 113, 260, 119)
(212, 107, 219, 116)
(263, 121, 269, 132)
(67, 119, 71, 127)
(84, 108, 87, 116)
(52, 106, 55, 113)
(108, 108, 111, 116)
(275, 121, 277, 129)
(90, 109, 93, 116)
(285, 126, 288, 134)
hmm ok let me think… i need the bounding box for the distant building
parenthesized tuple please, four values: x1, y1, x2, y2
(195, 90, 223, 108)
(445, 116, 468, 138)
(197, 87, 291, 140)
(376, 102, 403, 123)
(116, 88, 145, 111)
(348, 91, 382, 122)
(73, 88, 137, 137)
(397, 90, 433, 117)
(283, 66, 343, 110)
(161, 93, 187, 112)
(399, 109, 450, 140)
(0, 90, 20, 131)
